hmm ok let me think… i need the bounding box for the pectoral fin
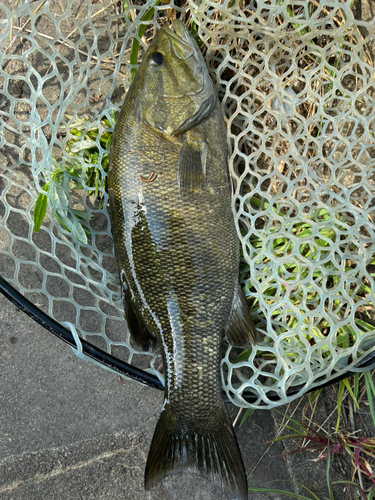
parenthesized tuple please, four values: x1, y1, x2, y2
(123, 285, 156, 351)
(225, 283, 258, 347)
(178, 138, 206, 192)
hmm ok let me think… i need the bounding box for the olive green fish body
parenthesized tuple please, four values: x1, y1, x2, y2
(109, 20, 256, 500)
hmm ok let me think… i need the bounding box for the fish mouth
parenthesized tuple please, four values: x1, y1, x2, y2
(160, 19, 215, 112)
(165, 20, 195, 60)
(169, 19, 186, 40)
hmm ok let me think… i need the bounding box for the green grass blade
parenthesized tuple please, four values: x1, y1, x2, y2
(326, 438, 334, 500)
(270, 433, 313, 443)
(335, 380, 345, 432)
(238, 408, 254, 428)
(33, 183, 50, 232)
(364, 371, 375, 427)
(55, 211, 88, 244)
(342, 378, 359, 410)
(353, 373, 359, 404)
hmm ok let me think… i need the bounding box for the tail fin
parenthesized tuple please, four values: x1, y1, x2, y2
(145, 404, 247, 500)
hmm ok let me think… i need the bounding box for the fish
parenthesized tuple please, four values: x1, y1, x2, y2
(108, 19, 257, 500)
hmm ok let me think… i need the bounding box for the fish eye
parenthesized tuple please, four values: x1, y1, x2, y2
(148, 52, 164, 68)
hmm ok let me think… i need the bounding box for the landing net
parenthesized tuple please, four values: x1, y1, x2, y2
(0, 0, 374, 408)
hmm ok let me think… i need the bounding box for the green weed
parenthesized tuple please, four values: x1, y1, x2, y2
(32, 112, 117, 244)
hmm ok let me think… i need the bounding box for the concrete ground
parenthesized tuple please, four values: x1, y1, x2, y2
(0, 290, 334, 500)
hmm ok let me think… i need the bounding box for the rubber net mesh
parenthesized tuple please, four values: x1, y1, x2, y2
(0, 0, 374, 408)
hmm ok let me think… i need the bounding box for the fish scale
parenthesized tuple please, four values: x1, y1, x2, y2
(109, 19, 257, 500)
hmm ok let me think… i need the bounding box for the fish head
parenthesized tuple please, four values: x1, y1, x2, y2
(135, 19, 216, 137)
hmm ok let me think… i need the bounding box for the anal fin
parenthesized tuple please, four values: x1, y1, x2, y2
(225, 283, 258, 347)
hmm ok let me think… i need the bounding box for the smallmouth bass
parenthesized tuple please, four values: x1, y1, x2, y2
(108, 19, 257, 500)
